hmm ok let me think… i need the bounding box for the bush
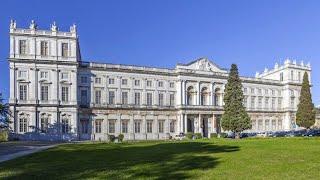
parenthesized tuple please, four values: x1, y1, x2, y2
(186, 132, 194, 139)
(219, 133, 228, 138)
(194, 133, 202, 139)
(108, 135, 116, 142)
(210, 133, 218, 138)
(118, 134, 124, 142)
(0, 130, 8, 142)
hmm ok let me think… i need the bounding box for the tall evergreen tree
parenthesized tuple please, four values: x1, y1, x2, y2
(296, 72, 315, 129)
(221, 64, 251, 139)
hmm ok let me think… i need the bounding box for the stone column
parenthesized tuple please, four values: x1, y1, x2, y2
(184, 114, 188, 133)
(198, 114, 202, 134)
(212, 114, 216, 133)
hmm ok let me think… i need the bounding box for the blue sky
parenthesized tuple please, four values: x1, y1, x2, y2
(0, 0, 319, 105)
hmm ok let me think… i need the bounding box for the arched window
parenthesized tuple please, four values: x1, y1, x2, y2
(201, 87, 209, 105)
(214, 88, 221, 106)
(187, 86, 195, 105)
(40, 113, 50, 133)
(19, 115, 28, 133)
(61, 116, 70, 134)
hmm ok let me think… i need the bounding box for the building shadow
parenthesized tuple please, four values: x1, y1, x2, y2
(0, 141, 239, 179)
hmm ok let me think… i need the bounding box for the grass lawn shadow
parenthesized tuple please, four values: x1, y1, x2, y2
(0, 141, 239, 179)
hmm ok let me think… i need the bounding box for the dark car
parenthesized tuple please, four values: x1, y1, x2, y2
(303, 129, 320, 137)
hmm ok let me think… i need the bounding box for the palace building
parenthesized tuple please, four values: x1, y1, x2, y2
(8, 21, 312, 140)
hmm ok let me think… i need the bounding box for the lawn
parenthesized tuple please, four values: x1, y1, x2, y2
(0, 138, 320, 179)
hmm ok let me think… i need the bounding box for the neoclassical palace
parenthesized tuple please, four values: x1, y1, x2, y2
(8, 21, 312, 140)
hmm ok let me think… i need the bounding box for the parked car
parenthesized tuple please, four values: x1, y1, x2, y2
(303, 129, 320, 137)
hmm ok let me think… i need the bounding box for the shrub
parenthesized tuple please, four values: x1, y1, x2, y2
(219, 133, 228, 138)
(118, 134, 124, 142)
(210, 133, 218, 138)
(186, 132, 194, 139)
(0, 130, 8, 142)
(108, 135, 116, 142)
(194, 133, 202, 139)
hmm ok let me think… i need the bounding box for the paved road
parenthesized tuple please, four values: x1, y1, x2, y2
(0, 141, 60, 163)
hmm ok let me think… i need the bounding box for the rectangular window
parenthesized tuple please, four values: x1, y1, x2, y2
(108, 120, 115, 133)
(19, 118, 28, 132)
(40, 71, 48, 79)
(40, 41, 48, 56)
(122, 79, 127, 85)
(122, 120, 128, 133)
(278, 90, 282, 96)
(271, 98, 276, 109)
(135, 80, 140, 86)
(18, 70, 27, 78)
(170, 82, 175, 88)
(41, 85, 49, 101)
(158, 81, 164, 87)
(278, 98, 282, 109)
(147, 93, 153, 106)
(265, 89, 268, 95)
(61, 119, 69, 134)
(265, 120, 270, 131)
(169, 94, 175, 106)
(265, 97, 269, 109)
(19, 84, 27, 101)
(280, 72, 284, 81)
(95, 120, 102, 133)
(109, 78, 114, 84)
(134, 120, 141, 133)
(244, 88, 247, 93)
(122, 92, 128, 105)
(291, 70, 294, 81)
(95, 90, 101, 104)
(134, 92, 140, 105)
(290, 97, 295, 108)
(61, 43, 68, 57)
(147, 120, 153, 133)
(251, 97, 255, 108)
(258, 89, 262, 95)
(61, 72, 68, 80)
(272, 120, 276, 130)
(19, 40, 27, 55)
(81, 89, 87, 105)
(147, 80, 152, 87)
(298, 72, 301, 82)
(170, 121, 175, 133)
(251, 88, 255, 94)
(258, 97, 262, 109)
(278, 120, 282, 129)
(158, 120, 164, 133)
(81, 120, 89, 134)
(271, 89, 275, 96)
(109, 91, 115, 105)
(243, 96, 247, 107)
(61, 86, 69, 102)
(80, 76, 88, 83)
(159, 93, 164, 106)
(95, 77, 101, 84)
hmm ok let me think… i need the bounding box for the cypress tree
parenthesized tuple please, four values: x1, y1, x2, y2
(221, 64, 251, 139)
(296, 72, 315, 129)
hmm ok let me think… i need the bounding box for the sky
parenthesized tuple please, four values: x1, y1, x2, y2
(0, 0, 319, 105)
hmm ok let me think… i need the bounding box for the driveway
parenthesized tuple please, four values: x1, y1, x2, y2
(0, 141, 60, 163)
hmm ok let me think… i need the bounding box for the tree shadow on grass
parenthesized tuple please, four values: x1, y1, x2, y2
(0, 141, 239, 179)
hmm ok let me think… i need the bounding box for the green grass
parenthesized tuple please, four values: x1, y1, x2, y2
(1, 138, 320, 179)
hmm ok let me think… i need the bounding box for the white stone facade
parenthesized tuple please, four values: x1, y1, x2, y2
(8, 21, 312, 141)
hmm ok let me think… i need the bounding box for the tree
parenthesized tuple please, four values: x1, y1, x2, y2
(296, 72, 315, 129)
(0, 93, 11, 130)
(221, 64, 251, 139)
